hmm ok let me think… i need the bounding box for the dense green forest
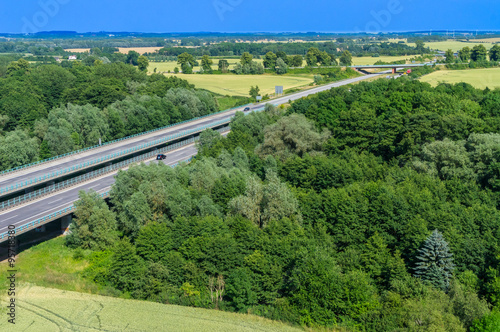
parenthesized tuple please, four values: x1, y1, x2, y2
(157, 41, 427, 58)
(66, 78, 500, 331)
(0, 59, 222, 171)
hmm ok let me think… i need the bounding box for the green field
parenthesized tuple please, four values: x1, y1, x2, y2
(0, 285, 302, 331)
(419, 68, 500, 89)
(407, 40, 495, 52)
(164, 74, 314, 96)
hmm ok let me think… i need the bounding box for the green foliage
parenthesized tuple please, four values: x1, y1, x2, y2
(339, 50, 353, 66)
(66, 190, 119, 250)
(68, 76, 500, 330)
(471, 45, 488, 62)
(137, 55, 149, 72)
(490, 44, 500, 62)
(256, 113, 330, 162)
(471, 310, 500, 332)
(0, 130, 39, 170)
(414, 230, 455, 291)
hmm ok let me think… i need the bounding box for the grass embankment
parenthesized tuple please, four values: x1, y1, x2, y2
(419, 67, 500, 89)
(0, 237, 304, 331)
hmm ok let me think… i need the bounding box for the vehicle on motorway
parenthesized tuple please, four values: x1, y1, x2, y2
(243, 107, 251, 112)
(156, 154, 167, 160)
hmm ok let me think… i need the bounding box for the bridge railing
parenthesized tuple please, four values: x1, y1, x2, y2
(0, 103, 252, 177)
(0, 155, 196, 241)
(0, 135, 210, 211)
(0, 118, 231, 195)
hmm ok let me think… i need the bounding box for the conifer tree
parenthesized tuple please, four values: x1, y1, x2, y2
(414, 229, 454, 291)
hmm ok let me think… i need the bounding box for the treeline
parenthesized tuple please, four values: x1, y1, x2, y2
(157, 41, 426, 58)
(0, 59, 220, 171)
(0, 38, 172, 54)
(68, 79, 500, 330)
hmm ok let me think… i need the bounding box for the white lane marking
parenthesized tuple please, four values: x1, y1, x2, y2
(48, 198, 63, 205)
(87, 184, 100, 189)
(1, 215, 18, 222)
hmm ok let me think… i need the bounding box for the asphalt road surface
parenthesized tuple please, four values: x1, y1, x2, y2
(0, 143, 198, 236)
(0, 71, 387, 196)
(0, 71, 390, 239)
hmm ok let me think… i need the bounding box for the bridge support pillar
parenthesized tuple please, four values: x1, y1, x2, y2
(61, 215, 72, 235)
(392, 68, 397, 74)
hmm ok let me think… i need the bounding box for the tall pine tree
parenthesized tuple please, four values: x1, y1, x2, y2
(414, 229, 454, 291)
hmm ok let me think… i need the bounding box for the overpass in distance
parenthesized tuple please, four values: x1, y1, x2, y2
(0, 70, 394, 242)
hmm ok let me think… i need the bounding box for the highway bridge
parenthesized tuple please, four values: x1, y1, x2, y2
(0, 71, 392, 243)
(350, 62, 439, 73)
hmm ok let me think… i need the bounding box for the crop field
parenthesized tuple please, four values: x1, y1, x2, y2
(65, 48, 90, 53)
(351, 55, 418, 66)
(475, 37, 500, 43)
(64, 47, 163, 54)
(149, 59, 265, 74)
(419, 68, 500, 89)
(0, 285, 302, 331)
(164, 73, 313, 96)
(406, 40, 494, 52)
(117, 47, 163, 54)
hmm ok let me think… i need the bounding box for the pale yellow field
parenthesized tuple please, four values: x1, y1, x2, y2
(407, 40, 494, 52)
(351, 55, 418, 66)
(419, 68, 500, 89)
(472, 38, 500, 43)
(65, 48, 90, 53)
(164, 73, 313, 96)
(65, 47, 163, 54)
(117, 47, 163, 54)
(149, 59, 265, 74)
(0, 285, 301, 331)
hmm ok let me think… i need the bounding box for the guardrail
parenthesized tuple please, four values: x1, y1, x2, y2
(0, 103, 252, 177)
(0, 155, 196, 241)
(0, 135, 206, 211)
(0, 117, 233, 196)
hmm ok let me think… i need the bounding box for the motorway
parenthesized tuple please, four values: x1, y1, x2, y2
(0, 71, 389, 239)
(0, 143, 199, 236)
(0, 72, 387, 197)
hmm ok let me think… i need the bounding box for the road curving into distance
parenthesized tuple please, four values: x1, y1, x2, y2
(0, 71, 391, 241)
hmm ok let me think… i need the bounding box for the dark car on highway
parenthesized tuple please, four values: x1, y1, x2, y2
(156, 154, 167, 160)
(243, 107, 251, 112)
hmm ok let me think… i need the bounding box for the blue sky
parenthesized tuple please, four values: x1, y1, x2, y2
(0, 0, 498, 34)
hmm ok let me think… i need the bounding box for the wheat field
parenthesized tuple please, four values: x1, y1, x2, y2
(0, 285, 302, 331)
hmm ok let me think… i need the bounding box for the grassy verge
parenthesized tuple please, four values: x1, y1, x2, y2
(0, 237, 111, 295)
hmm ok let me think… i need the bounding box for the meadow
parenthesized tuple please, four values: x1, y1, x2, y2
(163, 73, 314, 96)
(419, 67, 500, 89)
(0, 285, 302, 331)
